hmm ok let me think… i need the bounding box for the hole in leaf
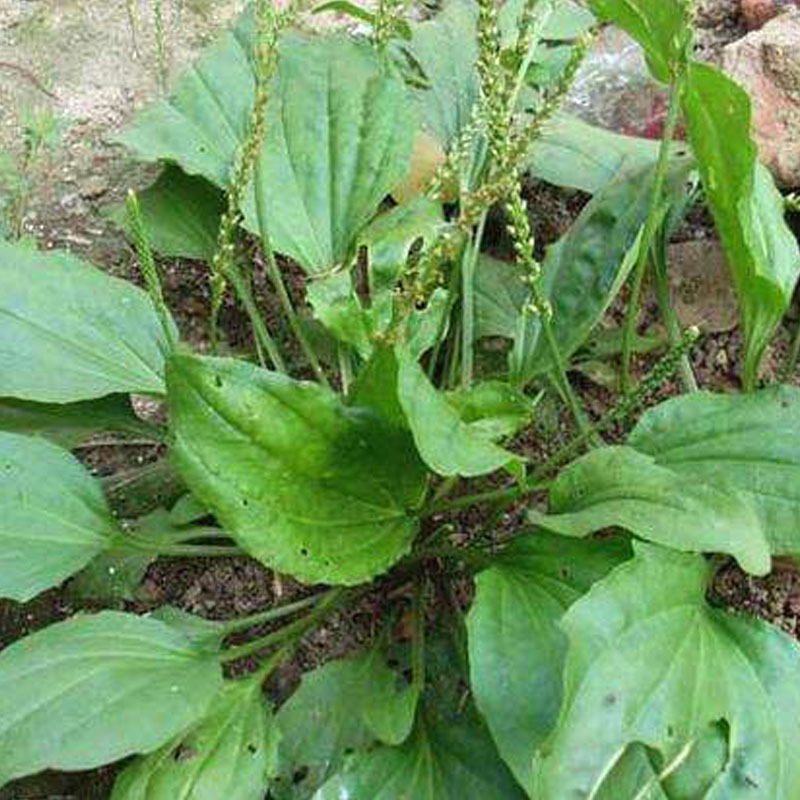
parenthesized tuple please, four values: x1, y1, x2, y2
(292, 766, 309, 784)
(172, 741, 197, 762)
(214, 375, 224, 388)
(300, 548, 309, 557)
(247, 743, 257, 754)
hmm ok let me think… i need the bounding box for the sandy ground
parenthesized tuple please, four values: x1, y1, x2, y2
(0, 0, 247, 262)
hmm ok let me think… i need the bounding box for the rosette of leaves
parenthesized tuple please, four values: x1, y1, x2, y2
(1, 1, 800, 798)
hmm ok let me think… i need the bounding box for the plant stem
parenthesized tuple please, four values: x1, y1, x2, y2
(426, 479, 550, 514)
(338, 344, 353, 394)
(218, 593, 323, 636)
(412, 543, 491, 568)
(542, 315, 598, 440)
(125, 0, 141, 57)
(427, 258, 462, 381)
(122, 536, 241, 558)
(160, 526, 230, 544)
(225, 264, 287, 371)
(444, 318, 462, 389)
(652, 236, 698, 392)
(528, 328, 699, 482)
(429, 476, 460, 507)
(219, 588, 346, 663)
(461, 210, 488, 387)
(411, 578, 426, 693)
(781, 318, 800, 381)
(253, 159, 329, 386)
(154, 0, 168, 92)
(620, 79, 683, 393)
(243, 644, 291, 686)
(507, 0, 554, 114)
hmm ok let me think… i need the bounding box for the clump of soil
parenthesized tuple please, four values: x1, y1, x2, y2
(714, 559, 800, 638)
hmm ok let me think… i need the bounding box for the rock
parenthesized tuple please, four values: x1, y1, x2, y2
(668, 240, 739, 334)
(77, 174, 109, 199)
(741, 0, 799, 29)
(723, 10, 800, 187)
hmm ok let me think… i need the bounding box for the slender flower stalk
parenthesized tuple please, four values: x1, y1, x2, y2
(208, 0, 287, 371)
(620, 80, 684, 392)
(125, 190, 177, 350)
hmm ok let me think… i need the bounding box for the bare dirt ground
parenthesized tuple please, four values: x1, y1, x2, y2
(0, 0, 247, 264)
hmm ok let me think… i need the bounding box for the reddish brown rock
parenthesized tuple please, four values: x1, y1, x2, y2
(741, 0, 799, 29)
(723, 10, 800, 186)
(668, 240, 739, 334)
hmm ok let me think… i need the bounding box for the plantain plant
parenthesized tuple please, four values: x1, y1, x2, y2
(2, 0, 800, 797)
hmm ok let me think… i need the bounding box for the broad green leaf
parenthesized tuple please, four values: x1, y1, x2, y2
(274, 651, 417, 798)
(520, 160, 692, 379)
(518, 225, 642, 381)
(466, 531, 630, 789)
(244, 34, 415, 272)
(274, 660, 374, 799)
(306, 271, 371, 358)
(408, 287, 450, 359)
(148, 606, 225, 652)
(360, 197, 444, 333)
(314, 705, 526, 800)
(475, 160, 692, 380)
(682, 62, 800, 388)
(445, 380, 538, 440)
(532, 545, 800, 798)
(348, 344, 407, 428)
(474, 254, 528, 341)
(591, 722, 728, 798)
(112, 166, 224, 261)
(167, 353, 427, 585)
(532, 445, 771, 575)
(358, 650, 419, 747)
(111, 680, 277, 800)
(0, 611, 222, 786)
(306, 176, 443, 356)
(500, 0, 596, 43)
(119, 17, 414, 274)
(400, 0, 479, 148)
(0, 239, 176, 402)
(628, 385, 800, 555)
(661, 720, 729, 799)
(404, 0, 592, 153)
(593, 744, 669, 800)
(585, 0, 691, 83)
(0, 431, 120, 602)
(527, 113, 662, 194)
(395, 346, 520, 477)
(0, 394, 156, 448)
